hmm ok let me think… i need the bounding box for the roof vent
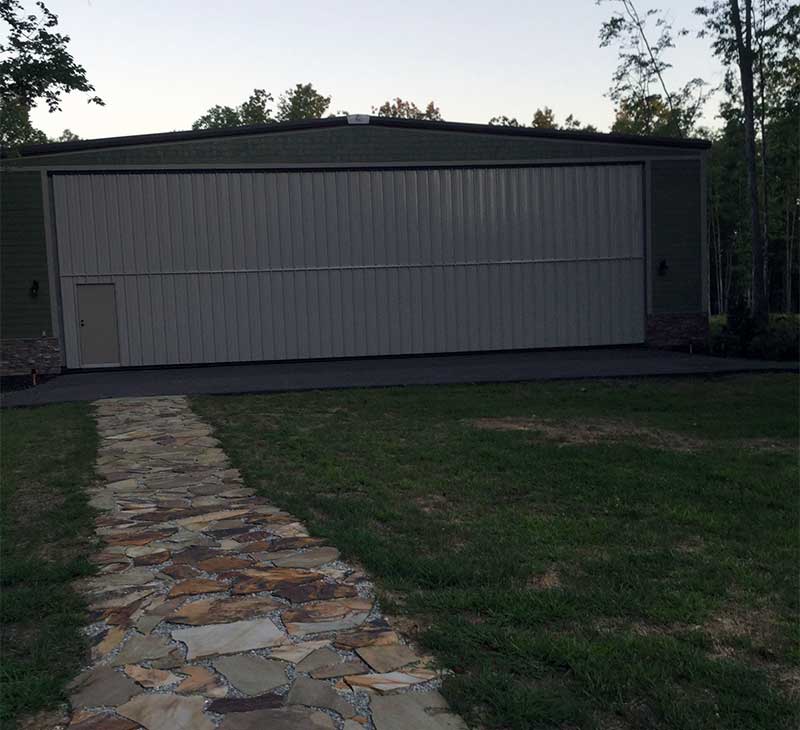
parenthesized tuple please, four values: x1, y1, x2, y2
(347, 114, 370, 125)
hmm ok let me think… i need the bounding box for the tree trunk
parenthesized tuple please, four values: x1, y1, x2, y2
(730, 0, 769, 325)
(712, 213, 719, 313)
(724, 240, 734, 312)
(786, 206, 794, 312)
(711, 190, 725, 313)
(758, 36, 770, 311)
(789, 112, 800, 312)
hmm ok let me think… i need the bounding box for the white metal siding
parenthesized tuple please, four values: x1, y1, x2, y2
(52, 166, 645, 368)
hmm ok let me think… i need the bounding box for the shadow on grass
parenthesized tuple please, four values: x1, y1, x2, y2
(0, 403, 99, 728)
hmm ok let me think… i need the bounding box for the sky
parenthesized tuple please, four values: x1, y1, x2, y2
(25, 0, 727, 140)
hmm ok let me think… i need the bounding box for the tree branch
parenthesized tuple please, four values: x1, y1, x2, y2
(620, 0, 683, 136)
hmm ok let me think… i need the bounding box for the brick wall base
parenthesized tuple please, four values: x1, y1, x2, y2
(646, 313, 709, 350)
(1, 337, 63, 375)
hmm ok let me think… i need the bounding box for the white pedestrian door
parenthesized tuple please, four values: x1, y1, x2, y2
(76, 283, 120, 366)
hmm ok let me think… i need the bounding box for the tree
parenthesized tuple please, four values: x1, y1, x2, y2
(563, 114, 599, 132)
(706, 78, 752, 313)
(373, 98, 442, 120)
(696, 0, 799, 320)
(488, 115, 522, 127)
(0, 0, 103, 148)
(531, 106, 557, 128)
(52, 128, 78, 142)
(488, 109, 598, 132)
(0, 99, 47, 145)
(277, 83, 330, 121)
(610, 96, 677, 135)
(729, 0, 766, 322)
(598, 0, 710, 136)
(192, 88, 274, 130)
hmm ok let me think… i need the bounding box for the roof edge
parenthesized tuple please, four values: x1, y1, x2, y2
(4, 114, 711, 158)
(5, 116, 349, 158)
(370, 117, 711, 150)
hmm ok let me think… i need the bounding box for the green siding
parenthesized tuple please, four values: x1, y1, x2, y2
(5, 125, 697, 167)
(1, 126, 705, 345)
(1, 171, 52, 338)
(651, 159, 703, 313)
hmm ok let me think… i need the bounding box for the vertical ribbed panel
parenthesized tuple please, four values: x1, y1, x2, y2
(53, 165, 645, 368)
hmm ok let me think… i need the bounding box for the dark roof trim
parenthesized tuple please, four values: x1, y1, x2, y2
(7, 115, 711, 158)
(8, 117, 347, 158)
(368, 117, 711, 149)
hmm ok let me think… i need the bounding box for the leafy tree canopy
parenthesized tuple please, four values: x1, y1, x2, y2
(610, 95, 680, 135)
(531, 106, 557, 128)
(1, 99, 46, 145)
(598, 0, 710, 136)
(488, 115, 522, 127)
(373, 98, 442, 120)
(277, 83, 330, 121)
(696, 0, 798, 120)
(192, 88, 275, 130)
(694, 0, 799, 316)
(193, 83, 333, 130)
(1, 0, 102, 148)
(563, 114, 598, 132)
(52, 127, 78, 141)
(489, 108, 597, 132)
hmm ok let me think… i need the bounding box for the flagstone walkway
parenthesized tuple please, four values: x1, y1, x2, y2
(64, 396, 466, 730)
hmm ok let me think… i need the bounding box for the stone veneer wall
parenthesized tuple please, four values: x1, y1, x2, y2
(1, 337, 63, 375)
(646, 313, 709, 350)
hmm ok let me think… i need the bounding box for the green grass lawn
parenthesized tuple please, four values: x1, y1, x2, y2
(0, 403, 98, 728)
(194, 374, 800, 730)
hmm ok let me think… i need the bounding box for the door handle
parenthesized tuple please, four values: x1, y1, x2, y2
(80, 319, 85, 327)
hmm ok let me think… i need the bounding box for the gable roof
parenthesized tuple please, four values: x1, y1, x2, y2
(7, 115, 711, 159)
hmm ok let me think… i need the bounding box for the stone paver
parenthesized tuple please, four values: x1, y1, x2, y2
(212, 655, 287, 695)
(117, 693, 212, 730)
(370, 692, 469, 730)
(68, 666, 141, 708)
(345, 669, 439, 694)
(356, 643, 421, 673)
(57, 395, 465, 729)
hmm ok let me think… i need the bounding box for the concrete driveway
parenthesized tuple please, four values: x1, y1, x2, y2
(2, 347, 796, 407)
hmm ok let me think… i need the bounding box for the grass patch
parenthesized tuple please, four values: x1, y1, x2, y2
(0, 403, 99, 728)
(194, 374, 800, 730)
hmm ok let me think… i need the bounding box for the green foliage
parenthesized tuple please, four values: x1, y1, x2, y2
(698, 0, 800, 313)
(563, 113, 598, 132)
(192, 88, 275, 130)
(51, 127, 78, 142)
(0, 99, 46, 150)
(373, 97, 442, 120)
(488, 114, 522, 127)
(0, 0, 102, 148)
(611, 95, 684, 136)
(489, 110, 598, 132)
(193, 83, 333, 129)
(598, 0, 710, 136)
(531, 106, 557, 128)
(196, 375, 798, 730)
(276, 82, 330, 121)
(710, 311, 799, 360)
(707, 78, 752, 312)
